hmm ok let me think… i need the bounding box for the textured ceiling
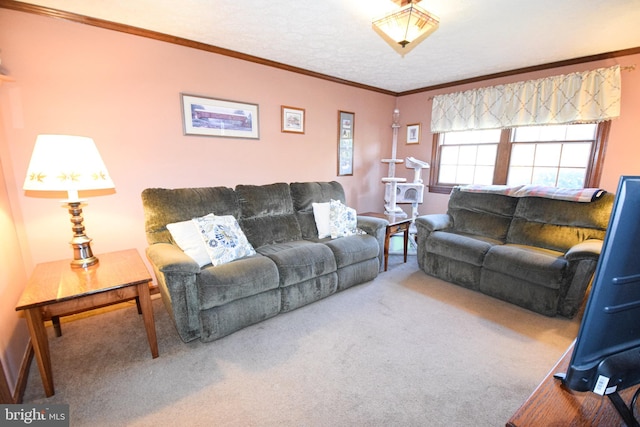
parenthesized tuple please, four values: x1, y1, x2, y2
(13, 0, 640, 93)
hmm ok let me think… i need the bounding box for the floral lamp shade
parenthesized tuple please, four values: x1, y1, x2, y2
(23, 134, 115, 201)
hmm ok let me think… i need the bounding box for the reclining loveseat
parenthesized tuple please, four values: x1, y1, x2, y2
(415, 185, 614, 317)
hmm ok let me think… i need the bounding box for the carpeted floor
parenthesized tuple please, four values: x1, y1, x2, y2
(21, 255, 580, 426)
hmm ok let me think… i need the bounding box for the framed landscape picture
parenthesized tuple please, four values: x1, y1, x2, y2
(281, 106, 305, 134)
(181, 93, 259, 139)
(337, 110, 354, 176)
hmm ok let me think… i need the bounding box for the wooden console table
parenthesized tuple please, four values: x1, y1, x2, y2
(360, 212, 412, 271)
(15, 249, 158, 397)
(507, 341, 638, 426)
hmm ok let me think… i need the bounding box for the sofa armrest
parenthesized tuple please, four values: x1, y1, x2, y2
(565, 239, 603, 261)
(145, 243, 202, 342)
(415, 214, 452, 272)
(146, 243, 201, 274)
(559, 239, 604, 318)
(357, 215, 388, 235)
(415, 214, 452, 232)
(357, 215, 388, 271)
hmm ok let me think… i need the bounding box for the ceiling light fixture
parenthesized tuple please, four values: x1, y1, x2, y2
(372, 0, 439, 56)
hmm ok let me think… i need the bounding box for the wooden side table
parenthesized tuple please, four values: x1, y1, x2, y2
(15, 249, 158, 397)
(360, 212, 412, 271)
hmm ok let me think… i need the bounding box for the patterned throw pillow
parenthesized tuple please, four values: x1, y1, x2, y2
(329, 199, 360, 238)
(193, 214, 256, 266)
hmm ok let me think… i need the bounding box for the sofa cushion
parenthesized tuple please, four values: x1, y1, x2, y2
(506, 193, 614, 252)
(261, 242, 337, 288)
(255, 240, 315, 255)
(142, 186, 240, 245)
(324, 235, 379, 268)
(197, 255, 279, 310)
(290, 181, 346, 240)
(447, 187, 518, 241)
(236, 183, 302, 248)
(426, 231, 500, 266)
(193, 214, 256, 266)
(482, 244, 567, 289)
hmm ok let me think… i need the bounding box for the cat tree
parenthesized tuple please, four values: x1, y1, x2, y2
(382, 109, 407, 216)
(381, 109, 429, 218)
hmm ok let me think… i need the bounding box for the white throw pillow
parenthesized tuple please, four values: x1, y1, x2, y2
(166, 219, 212, 268)
(312, 202, 331, 238)
(329, 199, 359, 238)
(193, 213, 256, 266)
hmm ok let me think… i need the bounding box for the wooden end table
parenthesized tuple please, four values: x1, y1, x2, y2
(360, 212, 412, 271)
(15, 249, 158, 397)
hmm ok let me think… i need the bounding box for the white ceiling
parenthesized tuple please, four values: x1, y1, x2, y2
(15, 0, 640, 93)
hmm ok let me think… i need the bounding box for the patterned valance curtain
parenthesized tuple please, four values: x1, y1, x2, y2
(431, 65, 621, 133)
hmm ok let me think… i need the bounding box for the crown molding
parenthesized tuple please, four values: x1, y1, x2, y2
(2, 1, 638, 97)
(0, 0, 397, 96)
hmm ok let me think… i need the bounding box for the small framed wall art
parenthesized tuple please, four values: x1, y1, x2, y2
(337, 110, 355, 176)
(406, 123, 421, 144)
(281, 106, 305, 134)
(181, 93, 259, 139)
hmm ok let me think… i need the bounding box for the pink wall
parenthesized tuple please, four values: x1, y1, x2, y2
(0, 9, 396, 268)
(0, 119, 29, 397)
(395, 54, 640, 215)
(0, 9, 396, 397)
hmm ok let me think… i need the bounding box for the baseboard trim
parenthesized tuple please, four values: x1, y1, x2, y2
(0, 341, 32, 404)
(0, 360, 12, 403)
(13, 341, 33, 404)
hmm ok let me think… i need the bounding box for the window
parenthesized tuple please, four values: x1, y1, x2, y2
(429, 122, 610, 194)
(437, 129, 501, 186)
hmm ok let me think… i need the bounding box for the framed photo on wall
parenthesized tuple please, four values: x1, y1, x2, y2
(181, 93, 259, 139)
(281, 106, 305, 134)
(407, 123, 421, 144)
(337, 110, 354, 176)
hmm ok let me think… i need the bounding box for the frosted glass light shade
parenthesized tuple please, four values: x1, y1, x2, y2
(372, 2, 439, 55)
(23, 135, 115, 201)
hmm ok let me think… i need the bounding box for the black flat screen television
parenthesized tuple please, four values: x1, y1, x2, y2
(559, 175, 640, 426)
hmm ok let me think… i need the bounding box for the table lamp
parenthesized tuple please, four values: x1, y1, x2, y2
(23, 134, 115, 268)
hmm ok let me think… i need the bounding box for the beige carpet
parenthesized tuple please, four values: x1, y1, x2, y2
(21, 255, 579, 426)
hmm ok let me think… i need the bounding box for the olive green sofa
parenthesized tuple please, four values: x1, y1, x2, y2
(141, 181, 386, 343)
(415, 186, 614, 317)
